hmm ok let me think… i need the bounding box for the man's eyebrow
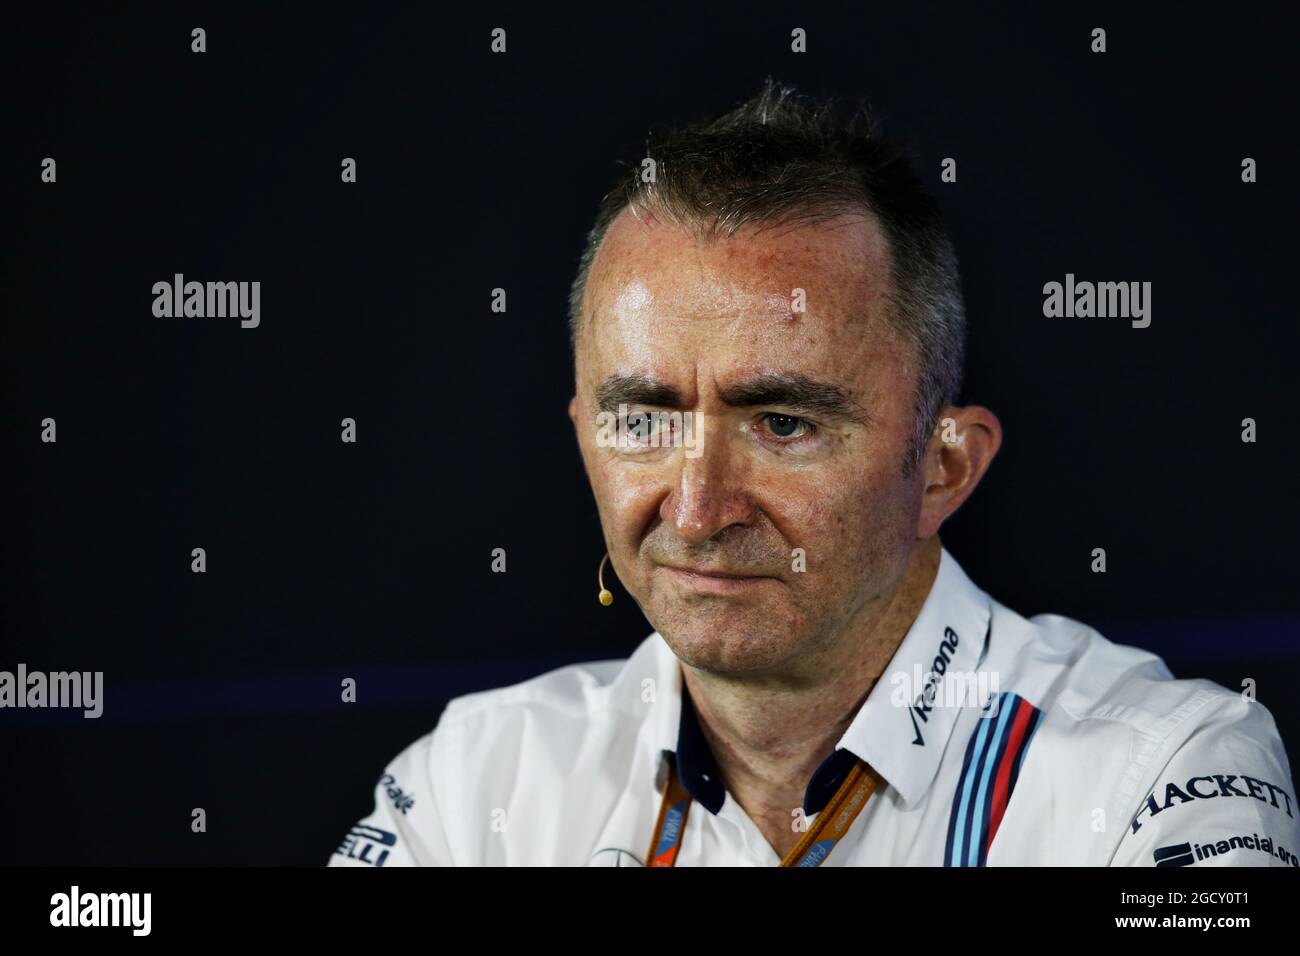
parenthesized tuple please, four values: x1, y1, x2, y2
(595, 372, 868, 423)
(596, 374, 684, 412)
(718, 373, 868, 423)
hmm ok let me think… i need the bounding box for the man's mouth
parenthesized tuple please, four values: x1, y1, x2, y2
(660, 564, 776, 594)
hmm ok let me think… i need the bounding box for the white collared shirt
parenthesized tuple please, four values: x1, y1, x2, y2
(328, 547, 1299, 866)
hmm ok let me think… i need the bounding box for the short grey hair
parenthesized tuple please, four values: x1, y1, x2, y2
(568, 78, 966, 476)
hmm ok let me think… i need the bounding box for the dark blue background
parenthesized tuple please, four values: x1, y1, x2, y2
(2, 3, 1296, 863)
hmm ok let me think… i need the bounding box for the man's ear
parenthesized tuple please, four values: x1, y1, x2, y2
(568, 395, 579, 428)
(916, 404, 1002, 539)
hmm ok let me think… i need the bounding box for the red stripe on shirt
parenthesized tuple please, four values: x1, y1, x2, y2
(986, 699, 1034, 850)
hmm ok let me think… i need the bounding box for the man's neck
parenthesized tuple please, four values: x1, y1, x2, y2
(679, 537, 942, 860)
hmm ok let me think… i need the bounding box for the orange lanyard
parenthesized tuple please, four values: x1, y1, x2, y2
(647, 753, 881, 866)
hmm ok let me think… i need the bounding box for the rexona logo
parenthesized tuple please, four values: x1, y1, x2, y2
(1154, 834, 1300, 867)
(1130, 773, 1295, 833)
(908, 627, 959, 746)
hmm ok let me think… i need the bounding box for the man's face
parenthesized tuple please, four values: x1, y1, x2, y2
(570, 207, 927, 680)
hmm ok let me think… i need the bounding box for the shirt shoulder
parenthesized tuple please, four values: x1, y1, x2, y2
(326, 724, 448, 867)
(982, 604, 1298, 865)
(990, 603, 1249, 743)
(329, 634, 669, 866)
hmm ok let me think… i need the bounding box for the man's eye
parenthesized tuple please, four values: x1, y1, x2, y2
(620, 413, 663, 441)
(762, 413, 810, 439)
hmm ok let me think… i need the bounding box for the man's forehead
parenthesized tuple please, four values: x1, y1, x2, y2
(580, 208, 901, 391)
(585, 207, 893, 338)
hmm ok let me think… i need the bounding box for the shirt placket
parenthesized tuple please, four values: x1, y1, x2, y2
(717, 793, 785, 866)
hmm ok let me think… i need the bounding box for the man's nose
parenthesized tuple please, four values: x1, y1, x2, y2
(659, 426, 755, 545)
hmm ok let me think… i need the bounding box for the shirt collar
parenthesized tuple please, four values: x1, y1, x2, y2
(648, 640, 730, 813)
(825, 545, 993, 808)
(651, 545, 993, 816)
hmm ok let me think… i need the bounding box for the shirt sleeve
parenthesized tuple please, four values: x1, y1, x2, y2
(1111, 693, 1300, 867)
(327, 726, 456, 867)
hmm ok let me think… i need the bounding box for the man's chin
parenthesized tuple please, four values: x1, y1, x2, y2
(650, 607, 804, 675)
